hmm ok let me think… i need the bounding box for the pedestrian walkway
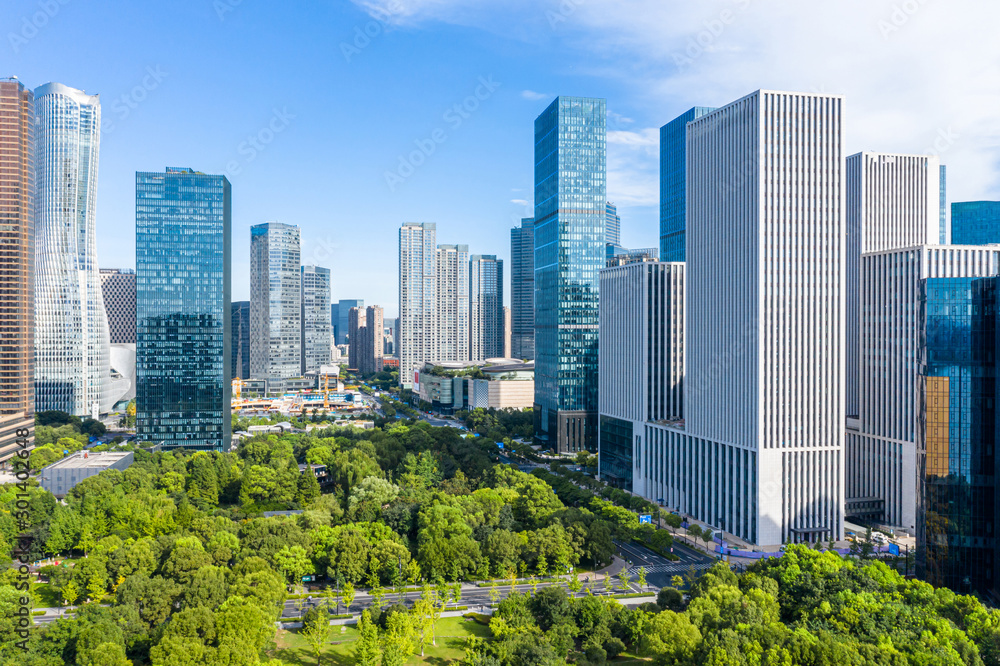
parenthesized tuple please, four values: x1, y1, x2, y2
(584, 555, 626, 581)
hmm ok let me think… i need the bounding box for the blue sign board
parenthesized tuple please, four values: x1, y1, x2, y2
(639, 514, 652, 524)
(497, 442, 504, 449)
(888, 544, 900, 556)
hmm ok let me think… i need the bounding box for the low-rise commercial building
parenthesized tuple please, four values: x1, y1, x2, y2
(416, 359, 534, 413)
(40, 451, 134, 498)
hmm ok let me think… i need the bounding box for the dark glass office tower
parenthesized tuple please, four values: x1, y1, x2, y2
(534, 96, 606, 453)
(659, 106, 715, 261)
(510, 218, 534, 360)
(919, 276, 998, 597)
(136, 168, 231, 451)
(231, 301, 250, 380)
(333, 299, 364, 345)
(952, 201, 1000, 246)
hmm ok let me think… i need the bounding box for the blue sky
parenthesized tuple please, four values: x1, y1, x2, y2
(8, 0, 999, 316)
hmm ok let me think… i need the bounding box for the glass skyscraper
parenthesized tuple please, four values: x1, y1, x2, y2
(919, 276, 998, 597)
(136, 168, 231, 451)
(231, 301, 250, 380)
(332, 299, 363, 345)
(301, 265, 332, 373)
(605, 201, 620, 248)
(510, 218, 534, 361)
(469, 255, 504, 361)
(534, 96, 606, 453)
(659, 106, 715, 261)
(250, 222, 301, 380)
(952, 201, 1000, 246)
(33, 82, 112, 417)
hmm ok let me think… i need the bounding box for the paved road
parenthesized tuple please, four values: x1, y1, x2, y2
(616, 540, 715, 589)
(278, 576, 646, 621)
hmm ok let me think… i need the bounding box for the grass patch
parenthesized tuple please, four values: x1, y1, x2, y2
(31, 582, 61, 608)
(271, 615, 491, 665)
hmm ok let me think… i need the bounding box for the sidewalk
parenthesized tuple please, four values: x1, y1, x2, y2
(583, 555, 626, 582)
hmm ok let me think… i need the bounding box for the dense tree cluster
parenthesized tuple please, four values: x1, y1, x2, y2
(455, 408, 534, 441)
(1, 420, 619, 663)
(463, 546, 1000, 665)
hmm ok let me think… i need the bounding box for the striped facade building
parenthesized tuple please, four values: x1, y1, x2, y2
(638, 90, 847, 547)
(599, 261, 684, 491)
(846, 152, 941, 418)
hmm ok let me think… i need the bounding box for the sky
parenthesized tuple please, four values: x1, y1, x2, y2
(8, 0, 1000, 317)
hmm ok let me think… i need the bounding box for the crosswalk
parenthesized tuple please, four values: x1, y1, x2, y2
(624, 562, 715, 576)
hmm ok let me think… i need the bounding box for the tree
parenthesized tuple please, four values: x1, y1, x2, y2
(619, 569, 632, 592)
(63, 579, 80, 606)
(187, 453, 219, 506)
(274, 544, 313, 586)
(657, 587, 684, 612)
(78, 641, 131, 666)
(642, 610, 702, 664)
(301, 605, 332, 665)
(297, 467, 322, 505)
(568, 572, 583, 597)
(214, 595, 277, 664)
(412, 590, 436, 657)
(671, 575, 684, 589)
(87, 572, 108, 604)
(636, 566, 647, 593)
(342, 582, 355, 614)
(686, 523, 703, 544)
(488, 584, 501, 607)
(381, 610, 416, 666)
(354, 611, 381, 666)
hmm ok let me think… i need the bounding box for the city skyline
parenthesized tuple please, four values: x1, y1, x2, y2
(7, 0, 1000, 316)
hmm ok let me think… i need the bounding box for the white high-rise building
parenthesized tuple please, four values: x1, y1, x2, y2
(848, 245, 1000, 531)
(250, 222, 301, 380)
(33, 83, 112, 417)
(399, 223, 437, 388)
(469, 254, 504, 362)
(599, 261, 684, 492)
(645, 90, 846, 546)
(436, 244, 469, 363)
(300, 265, 331, 374)
(845, 152, 940, 417)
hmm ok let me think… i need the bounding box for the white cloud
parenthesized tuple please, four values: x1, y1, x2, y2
(521, 90, 550, 101)
(607, 128, 660, 207)
(510, 198, 529, 206)
(350, 0, 1000, 201)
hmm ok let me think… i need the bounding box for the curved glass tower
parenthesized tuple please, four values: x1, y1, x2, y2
(34, 82, 111, 417)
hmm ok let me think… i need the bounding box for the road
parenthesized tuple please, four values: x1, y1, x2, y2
(277, 576, 653, 622)
(30, 574, 656, 626)
(616, 539, 716, 589)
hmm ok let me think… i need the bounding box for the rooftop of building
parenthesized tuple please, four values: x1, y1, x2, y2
(43, 451, 132, 471)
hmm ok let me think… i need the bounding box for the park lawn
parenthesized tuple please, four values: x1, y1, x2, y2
(272, 616, 491, 665)
(31, 582, 61, 608)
